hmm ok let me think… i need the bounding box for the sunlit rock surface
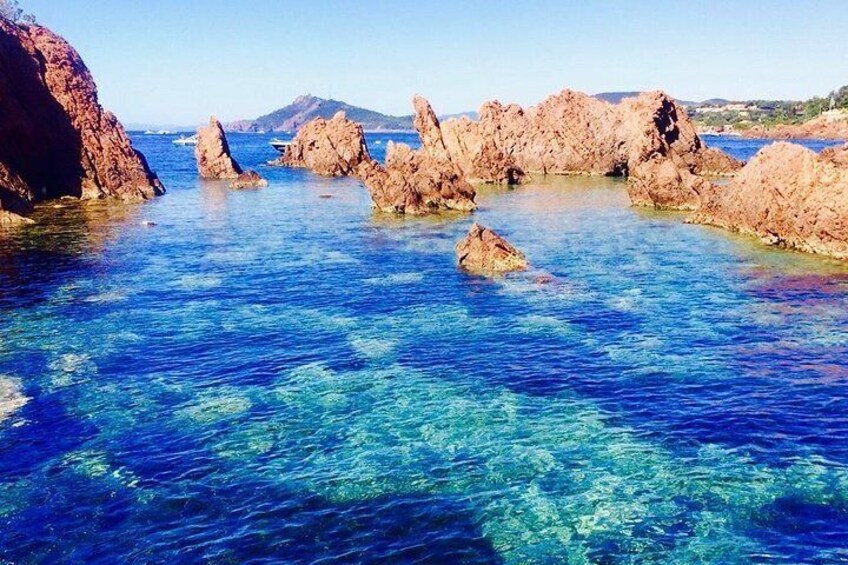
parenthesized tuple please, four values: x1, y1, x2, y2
(277, 111, 372, 176)
(0, 19, 163, 220)
(692, 142, 848, 258)
(195, 116, 243, 179)
(456, 223, 528, 274)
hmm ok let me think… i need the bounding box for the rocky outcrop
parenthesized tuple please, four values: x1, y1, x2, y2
(433, 89, 740, 207)
(195, 116, 243, 179)
(455, 223, 528, 274)
(691, 142, 848, 258)
(742, 111, 848, 140)
(0, 20, 163, 221)
(277, 100, 476, 215)
(356, 98, 476, 215)
(357, 141, 476, 215)
(277, 111, 371, 176)
(229, 171, 268, 190)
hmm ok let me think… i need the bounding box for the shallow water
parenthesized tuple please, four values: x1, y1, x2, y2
(1, 134, 848, 563)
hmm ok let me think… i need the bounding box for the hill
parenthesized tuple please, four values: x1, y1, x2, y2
(228, 95, 415, 132)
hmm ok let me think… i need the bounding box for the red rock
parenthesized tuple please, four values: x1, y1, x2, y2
(195, 116, 243, 179)
(277, 111, 371, 176)
(692, 142, 848, 258)
(435, 89, 740, 207)
(357, 98, 476, 215)
(742, 112, 848, 140)
(455, 223, 529, 274)
(0, 20, 163, 220)
(229, 170, 268, 190)
(357, 141, 476, 215)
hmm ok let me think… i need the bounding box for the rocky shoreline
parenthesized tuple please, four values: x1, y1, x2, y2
(0, 19, 163, 223)
(1, 18, 848, 265)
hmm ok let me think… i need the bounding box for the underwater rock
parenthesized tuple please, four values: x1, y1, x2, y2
(0, 19, 163, 219)
(456, 223, 528, 274)
(229, 170, 268, 189)
(195, 116, 243, 179)
(0, 376, 28, 424)
(276, 111, 372, 176)
(691, 142, 848, 259)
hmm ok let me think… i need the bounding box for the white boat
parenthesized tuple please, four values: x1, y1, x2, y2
(172, 135, 198, 146)
(270, 138, 292, 153)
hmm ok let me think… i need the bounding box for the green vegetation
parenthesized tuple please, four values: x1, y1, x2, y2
(691, 85, 848, 130)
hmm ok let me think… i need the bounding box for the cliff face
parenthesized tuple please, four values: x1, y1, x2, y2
(692, 142, 848, 259)
(0, 20, 163, 221)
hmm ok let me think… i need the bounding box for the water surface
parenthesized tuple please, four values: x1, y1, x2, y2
(1, 134, 848, 563)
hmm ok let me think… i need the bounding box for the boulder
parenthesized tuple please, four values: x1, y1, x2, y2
(277, 111, 371, 176)
(229, 170, 268, 189)
(0, 19, 163, 220)
(195, 116, 242, 179)
(691, 142, 848, 258)
(455, 223, 529, 274)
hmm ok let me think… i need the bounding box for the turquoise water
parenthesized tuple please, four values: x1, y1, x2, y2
(1, 133, 848, 563)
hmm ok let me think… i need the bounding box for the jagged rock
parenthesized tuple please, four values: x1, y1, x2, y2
(229, 171, 268, 190)
(691, 142, 848, 258)
(357, 97, 476, 215)
(434, 89, 740, 206)
(455, 223, 528, 274)
(0, 20, 163, 219)
(357, 141, 476, 215)
(196, 116, 242, 179)
(277, 111, 371, 176)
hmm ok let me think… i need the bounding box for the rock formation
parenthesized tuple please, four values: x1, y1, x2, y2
(356, 98, 476, 215)
(691, 142, 848, 259)
(229, 171, 268, 190)
(196, 116, 243, 179)
(277, 101, 476, 215)
(357, 141, 476, 215)
(276, 111, 372, 176)
(455, 223, 529, 274)
(742, 111, 848, 140)
(0, 19, 163, 222)
(432, 89, 741, 208)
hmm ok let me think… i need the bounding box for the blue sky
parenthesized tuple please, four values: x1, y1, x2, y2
(20, 0, 848, 125)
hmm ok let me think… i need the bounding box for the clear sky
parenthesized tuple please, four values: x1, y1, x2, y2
(19, 0, 848, 126)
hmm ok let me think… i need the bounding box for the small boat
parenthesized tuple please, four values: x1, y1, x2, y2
(270, 139, 292, 153)
(172, 135, 198, 146)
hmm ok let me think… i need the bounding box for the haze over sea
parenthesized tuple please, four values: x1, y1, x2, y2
(1, 133, 848, 563)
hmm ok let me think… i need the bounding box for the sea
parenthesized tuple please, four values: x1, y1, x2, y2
(0, 132, 847, 563)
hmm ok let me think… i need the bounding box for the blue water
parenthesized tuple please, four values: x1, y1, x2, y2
(1, 134, 848, 563)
